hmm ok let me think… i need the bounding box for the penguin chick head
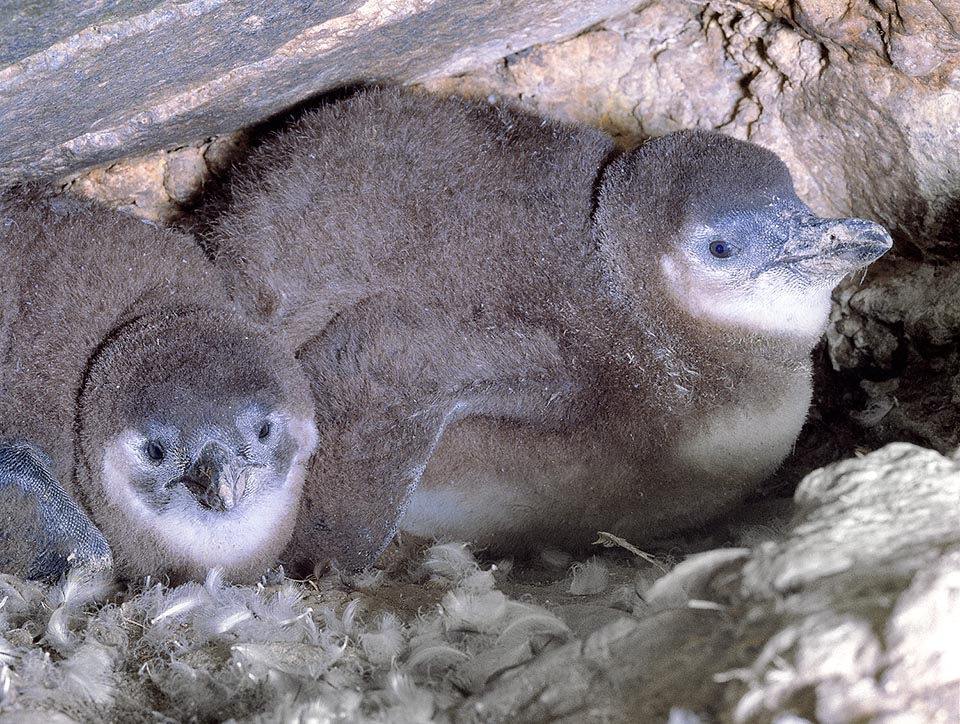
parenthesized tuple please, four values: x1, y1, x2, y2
(596, 130, 892, 338)
(77, 311, 318, 582)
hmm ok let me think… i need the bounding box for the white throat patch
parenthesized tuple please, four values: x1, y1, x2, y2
(661, 255, 832, 338)
(99, 417, 316, 574)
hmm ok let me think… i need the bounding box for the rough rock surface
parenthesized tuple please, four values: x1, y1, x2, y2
(425, 0, 960, 253)
(0, 0, 638, 183)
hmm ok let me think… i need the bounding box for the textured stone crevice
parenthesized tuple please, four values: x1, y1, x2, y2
(0, 0, 641, 182)
(6, 1, 956, 249)
(454, 444, 960, 724)
(64, 133, 247, 223)
(423, 0, 960, 253)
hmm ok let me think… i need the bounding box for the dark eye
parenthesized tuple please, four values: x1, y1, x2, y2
(258, 421, 272, 441)
(709, 239, 735, 258)
(145, 441, 165, 463)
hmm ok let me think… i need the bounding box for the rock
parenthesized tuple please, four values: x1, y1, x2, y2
(0, 0, 639, 184)
(455, 444, 960, 723)
(825, 263, 960, 450)
(741, 443, 960, 596)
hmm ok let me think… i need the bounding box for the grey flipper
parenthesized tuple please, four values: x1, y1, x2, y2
(283, 299, 581, 572)
(0, 441, 112, 581)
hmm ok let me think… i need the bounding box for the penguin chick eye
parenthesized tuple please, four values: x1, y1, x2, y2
(144, 441, 165, 463)
(709, 239, 739, 259)
(258, 421, 272, 441)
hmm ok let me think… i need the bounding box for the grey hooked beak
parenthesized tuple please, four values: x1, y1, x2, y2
(176, 442, 250, 512)
(781, 216, 893, 276)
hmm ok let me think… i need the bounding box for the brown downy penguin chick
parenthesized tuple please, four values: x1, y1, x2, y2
(207, 87, 892, 571)
(0, 190, 317, 582)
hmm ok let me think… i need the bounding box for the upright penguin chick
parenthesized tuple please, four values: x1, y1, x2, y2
(0, 190, 317, 582)
(207, 88, 892, 571)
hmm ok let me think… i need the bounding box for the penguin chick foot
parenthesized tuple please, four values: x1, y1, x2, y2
(0, 441, 113, 581)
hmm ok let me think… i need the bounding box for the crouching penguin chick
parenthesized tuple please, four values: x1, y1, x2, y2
(0, 190, 317, 582)
(206, 88, 892, 571)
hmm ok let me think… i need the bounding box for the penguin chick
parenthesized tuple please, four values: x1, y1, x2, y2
(0, 190, 317, 582)
(207, 88, 892, 571)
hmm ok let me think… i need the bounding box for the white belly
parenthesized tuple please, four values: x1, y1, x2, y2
(672, 375, 812, 490)
(403, 375, 812, 546)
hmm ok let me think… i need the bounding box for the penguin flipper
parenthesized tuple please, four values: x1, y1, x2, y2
(0, 441, 113, 581)
(284, 299, 582, 573)
(284, 333, 462, 572)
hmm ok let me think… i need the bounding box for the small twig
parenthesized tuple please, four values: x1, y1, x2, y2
(592, 532, 668, 572)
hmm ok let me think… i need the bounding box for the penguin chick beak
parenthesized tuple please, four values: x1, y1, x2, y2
(176, 442, 249, 512)
(780, 216, 893, 277)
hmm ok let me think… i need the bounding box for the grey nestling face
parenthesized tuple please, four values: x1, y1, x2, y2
(123, 398, 301, 515)
(598, 130, 892, 338)
(78, 311, 318, 580)
(671, 193, 891, 335)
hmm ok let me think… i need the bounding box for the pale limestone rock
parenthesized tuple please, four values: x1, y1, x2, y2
(425, 0, 959, 248)
(0, 0, 639, 183)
